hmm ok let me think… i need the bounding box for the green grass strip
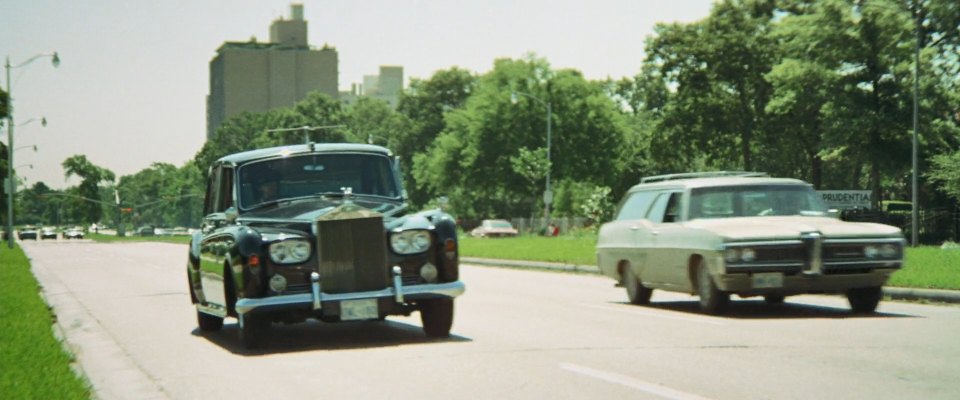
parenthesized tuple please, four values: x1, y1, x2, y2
(0, 244, 91, 399)
(889, 246, 960, 290)
(88, 233, 191, 244)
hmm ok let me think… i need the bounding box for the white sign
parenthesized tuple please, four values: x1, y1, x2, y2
(818, 190, 872, 210)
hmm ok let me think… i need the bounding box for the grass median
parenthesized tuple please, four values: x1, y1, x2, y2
(88, 232, 191, 244)
(459, 233, 960, 290)
(0, 244, 91, 399)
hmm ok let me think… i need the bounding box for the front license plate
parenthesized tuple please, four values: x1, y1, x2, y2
(752, 272, 784, 289)
(340, 298, 379, 321)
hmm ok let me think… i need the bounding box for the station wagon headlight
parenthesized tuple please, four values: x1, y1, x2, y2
(864, 245, 879, 259)
(724, 247, 757, 263)
(740, 248, 757, 262)
(269, 239, 312, 264)
(391, 230, 432, 254)
(724, 248, 740, 263)
(879, 244, 898, 258)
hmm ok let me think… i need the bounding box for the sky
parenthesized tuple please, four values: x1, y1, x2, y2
(2, 0, 715, 190)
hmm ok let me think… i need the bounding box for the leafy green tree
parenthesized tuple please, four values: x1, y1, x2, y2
(644, 0, 776, 172)
(413, 56, 628, 219)
(927, 150, 960, 201)
(344, 96, 407, 148)
(195, 91, 348, 175)
(509, 146, 549, 202)
(396, 68, 477, 207)
(62, 155, 115, 224)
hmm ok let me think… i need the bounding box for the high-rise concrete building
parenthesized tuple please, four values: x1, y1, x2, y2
(206, 4, 338, 139)
(340, 66, 404, 108)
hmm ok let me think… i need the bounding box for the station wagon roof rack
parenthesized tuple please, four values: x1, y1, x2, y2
(640, 171, 768, 183)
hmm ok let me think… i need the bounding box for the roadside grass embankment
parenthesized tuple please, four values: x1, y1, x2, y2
(0, 245, 91, 399)
(88, 233, 191, 244)
(459, 233, 960, 290)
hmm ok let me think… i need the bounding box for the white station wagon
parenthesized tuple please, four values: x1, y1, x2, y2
(596, 172, 905, 314)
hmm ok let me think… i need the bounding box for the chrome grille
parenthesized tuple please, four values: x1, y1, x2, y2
(316, 216, 389, 293)
(800, 232, 823, 275)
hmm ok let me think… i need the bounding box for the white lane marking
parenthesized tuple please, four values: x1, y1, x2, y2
(561, 362, 713, 400)
(578, 303, 726, 326)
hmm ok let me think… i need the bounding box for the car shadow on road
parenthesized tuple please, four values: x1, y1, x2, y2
(616, 299, 917, 319)
(192, 319, 472, 355)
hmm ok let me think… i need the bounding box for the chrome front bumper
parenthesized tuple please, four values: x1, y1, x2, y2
(235, 267, 465, 315)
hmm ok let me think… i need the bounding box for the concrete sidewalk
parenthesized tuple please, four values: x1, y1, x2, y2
(462, 257, 960, 304)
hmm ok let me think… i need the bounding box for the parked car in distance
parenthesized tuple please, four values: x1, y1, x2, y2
(40, 227, 59, 240)
(186, 143, 465, 349)
(18, 226, 39, 240)
(136, 225, 155, 237)
(470, 219, 519, 238)
(596, 171, 905, 314)
(64, 227, 85, 240)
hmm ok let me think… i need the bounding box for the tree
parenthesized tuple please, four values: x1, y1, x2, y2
(644, 0, 777, 172)
(0, 87, 8, 120)
(344, 96, 407, 148)
(396, 68, 478, 207)
(413, 56, 628, 219)
(62, 155, 115, 224)
(927, 150, 960, 201)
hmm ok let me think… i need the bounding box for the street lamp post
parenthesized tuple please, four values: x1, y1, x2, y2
(511, 91, 553, 230)
(5, 52, 59, 248)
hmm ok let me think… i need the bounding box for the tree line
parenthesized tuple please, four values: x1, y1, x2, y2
(3, 0, 958, 232)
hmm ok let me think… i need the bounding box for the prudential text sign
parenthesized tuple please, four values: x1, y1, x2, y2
(817, 190, 872, 210)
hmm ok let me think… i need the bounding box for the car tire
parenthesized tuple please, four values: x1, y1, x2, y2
(420, 298, 454, 338)
(763, 295, 786, 305)
(197, 310, 223, 331)
(239, 313, 269, 349)
(696, 260, 729, 314)
(847, 286, 882, 313)
(624, 265, 653, 305)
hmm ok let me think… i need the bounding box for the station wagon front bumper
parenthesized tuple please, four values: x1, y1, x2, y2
(715, 269, 896, 295)
(235, 267, 465, 315)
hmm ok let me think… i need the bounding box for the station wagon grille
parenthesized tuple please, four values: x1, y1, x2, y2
(725, 235, 902, 274)
(315, 216, 389, 293)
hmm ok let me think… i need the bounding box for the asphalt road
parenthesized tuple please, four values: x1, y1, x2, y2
(24, 240, 960, 400)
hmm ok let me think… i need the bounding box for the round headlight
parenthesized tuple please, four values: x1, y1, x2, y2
(879, 244, 898, 258)
(269, 274, 288, 292)
(391, 230, 432, 254)
(269, 239, 312, 264)
(413, 231, 431, 248)
(724, 248, 740, 263)
(391, 234, 411, 253)
(740, 248, 756, 262)
(864, 245, 879, 259)
(420, 263, 439, 283)
(291, 241, 311, 259)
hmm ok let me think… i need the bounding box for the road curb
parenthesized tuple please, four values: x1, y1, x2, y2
(462, 257, 601, 274)
(461, 257, 960, 304)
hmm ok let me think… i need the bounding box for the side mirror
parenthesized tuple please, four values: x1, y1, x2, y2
(225, 207, 239, 224)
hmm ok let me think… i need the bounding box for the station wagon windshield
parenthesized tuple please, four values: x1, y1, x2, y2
(689, 185, 827, 219)
(238, 153, 399, 210)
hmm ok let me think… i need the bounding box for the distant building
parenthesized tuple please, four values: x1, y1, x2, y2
(339, 66, 404, 108)
(206, 4, 338, 140)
